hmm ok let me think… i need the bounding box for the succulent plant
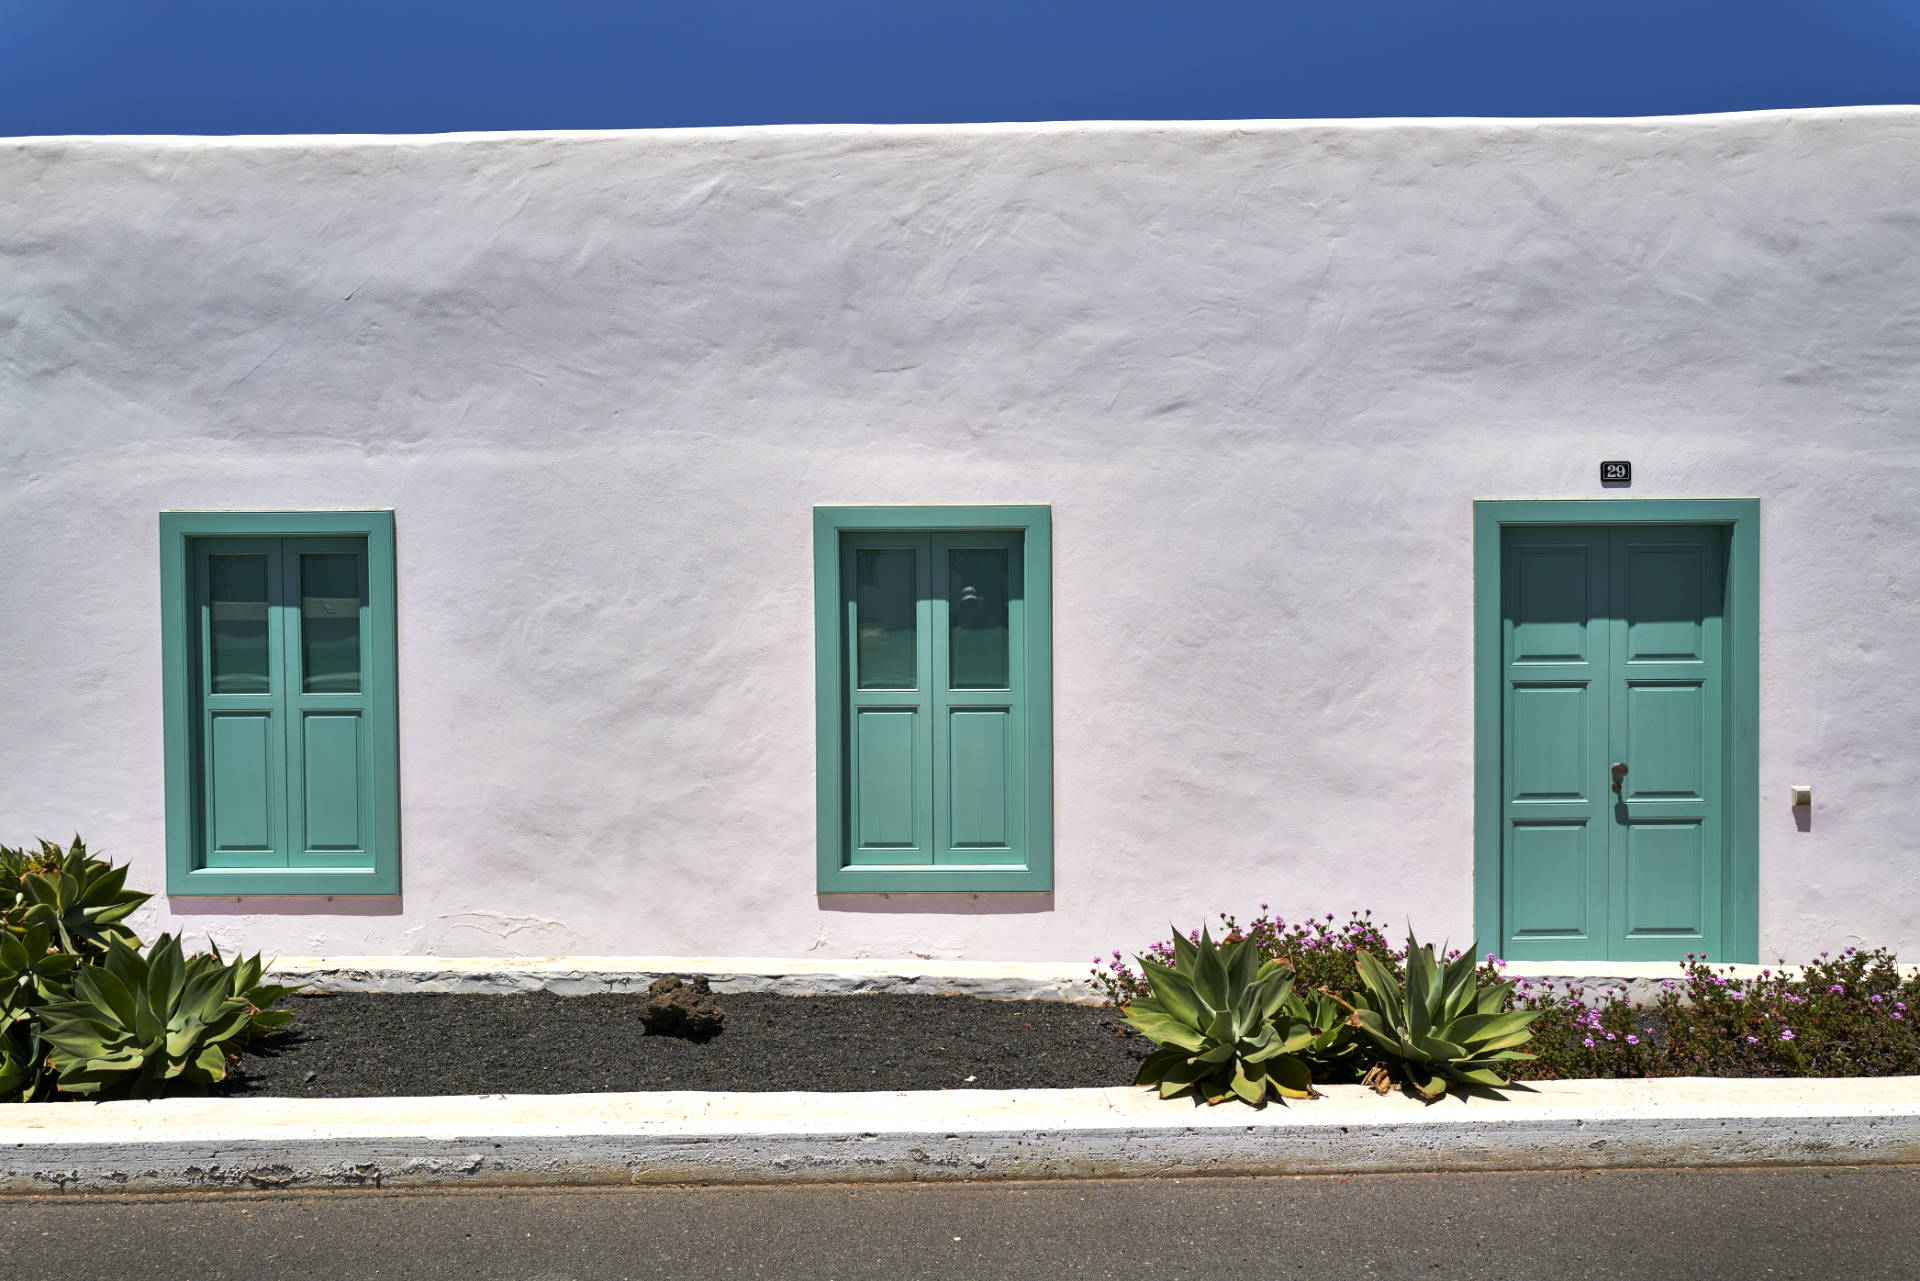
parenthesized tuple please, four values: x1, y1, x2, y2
(0, 921, 81, 1102)
(1, 836, 150, 958)
(0, 1025, 40, 1101)
(1350, 929, 1539, 1099)
(210, 941, 302, 1042)
(35, 934, 254, 1098)
(1291, 985, 1367, 1076)
(1123, 926, 1320, 1105)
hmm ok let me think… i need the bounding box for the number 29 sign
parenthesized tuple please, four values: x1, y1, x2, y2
(1600, 460, 1631, 484)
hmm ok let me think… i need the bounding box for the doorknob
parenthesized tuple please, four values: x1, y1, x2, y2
(1611, 762, 1629, 794)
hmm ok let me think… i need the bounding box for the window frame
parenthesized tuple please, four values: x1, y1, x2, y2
(813, 505, 1053, 894)
(160, 510, 401, 896)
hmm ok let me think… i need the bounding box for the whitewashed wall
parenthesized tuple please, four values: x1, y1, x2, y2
(3, 109, 1918, 964)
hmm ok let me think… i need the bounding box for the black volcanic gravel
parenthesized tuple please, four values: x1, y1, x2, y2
(218, 992, 1151, 1097)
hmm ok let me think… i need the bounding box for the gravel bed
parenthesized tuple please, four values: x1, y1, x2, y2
(220, 991, 1150, 1097)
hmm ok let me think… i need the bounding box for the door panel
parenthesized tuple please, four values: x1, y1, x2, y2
(299, 712, 366, 853)
(1607, 526, 1722, 958)
(207, 713, 277, 856)
(1510, 543, 1597, 662)
(1623, 682, 1706, 800)
(852, 709, 924, 855)
(1623, 821, 1706, 936)
(1500, 523, 1727, 960)
(1500, 528, 1610, 959)
(1506, 822, 1592, 941)
(946, 709, 1012, 849)
(1509, 684, 1594, 801)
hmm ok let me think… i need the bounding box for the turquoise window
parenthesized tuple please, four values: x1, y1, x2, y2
(160, 511, 400, 896)
(814, 506, 1053, 894)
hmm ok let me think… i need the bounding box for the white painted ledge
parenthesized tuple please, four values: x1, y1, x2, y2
(261, 957, 1920, 1006)
(263, 956, 1104, 1002)
(1502, 962, 1920, 1004)
(4, 1077, 1917, 1194)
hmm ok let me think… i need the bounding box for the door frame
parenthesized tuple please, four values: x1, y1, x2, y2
(1472, 499, 1759, 963)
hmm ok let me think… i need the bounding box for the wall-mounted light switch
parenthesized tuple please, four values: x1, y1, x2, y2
(1790, 785, 1813, 808)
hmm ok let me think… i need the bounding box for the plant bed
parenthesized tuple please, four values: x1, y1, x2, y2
(216, 991, 1152, 1098)
(1095, 911, 1920, 1098)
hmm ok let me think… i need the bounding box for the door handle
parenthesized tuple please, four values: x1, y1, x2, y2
(1611, 762, 1629, 795)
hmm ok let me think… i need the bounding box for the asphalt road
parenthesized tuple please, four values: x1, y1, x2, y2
(3, 1166, 1915, 1281)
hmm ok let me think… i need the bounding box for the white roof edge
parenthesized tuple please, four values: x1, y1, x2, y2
(4, 104, 1918, 147)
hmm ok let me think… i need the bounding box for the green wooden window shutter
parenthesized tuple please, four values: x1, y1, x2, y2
(162, 512, 400, 896)
(815, 507, 1052, 894)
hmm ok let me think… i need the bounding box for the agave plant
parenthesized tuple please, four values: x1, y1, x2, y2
(1350, 929, 1538, 1099)
(35, 934, 254, 1098)
(0, 921, 80, 1101)
(210, 942, 302, 1042)
(1123, 926, 1320, 1105)
(1291, 986, 1367, 1077)
(1, 836, 150, 958)
(0, 1025, 40, 1101)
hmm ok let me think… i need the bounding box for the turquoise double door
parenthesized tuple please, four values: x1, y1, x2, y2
(1499, 524, 1729, 961)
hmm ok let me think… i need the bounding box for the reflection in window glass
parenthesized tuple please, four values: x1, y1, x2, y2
(208, 555, 270, 694)
(948, 548, 1009, 689)
(856, 548, 917, 689)
(301, 554, 362, 693)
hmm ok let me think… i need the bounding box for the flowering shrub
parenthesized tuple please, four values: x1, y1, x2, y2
(1093, 909, 1401, 1009)
(1095, 913, 1920, 1082)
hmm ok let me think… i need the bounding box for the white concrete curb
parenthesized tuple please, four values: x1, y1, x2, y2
(5, 1077, 1918, 1195)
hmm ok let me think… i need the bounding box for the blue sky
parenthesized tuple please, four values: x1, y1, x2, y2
(4, 0, 1918, 135)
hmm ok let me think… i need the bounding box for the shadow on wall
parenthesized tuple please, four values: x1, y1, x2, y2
(819, 894, 1053, 916)
(166, 896, 405, 918)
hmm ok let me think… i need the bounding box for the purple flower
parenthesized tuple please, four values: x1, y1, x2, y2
(1582, 1037, 1595, 1048)
(1779, 1029, 1795, 1041)
(1870, 994, 1883, 1004)
(1895, 1013, 1905, 1021)
(1605, 1032, 1617, 1041)
(1829, 985, 1845, 995)
(1728, 991, 1745, 1001)
(1746, 1035, 1758, 1044)
(1625, 1035, 1639, 1045)
(1897, 1003, 1908, 1012)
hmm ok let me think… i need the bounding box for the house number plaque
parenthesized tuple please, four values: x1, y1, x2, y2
(1600, 460, 1631, 484)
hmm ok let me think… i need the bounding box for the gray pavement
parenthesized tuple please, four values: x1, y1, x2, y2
(3, 1166, 1916, 1281)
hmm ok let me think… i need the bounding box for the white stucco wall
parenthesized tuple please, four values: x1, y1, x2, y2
(3, 109, 1918, 964)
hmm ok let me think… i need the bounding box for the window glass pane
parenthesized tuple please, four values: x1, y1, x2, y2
(300, 553, 362, 693)
(208, 555, 270, 694)
(856, 548, 917, 689)
(948, 548, 1009, 689)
